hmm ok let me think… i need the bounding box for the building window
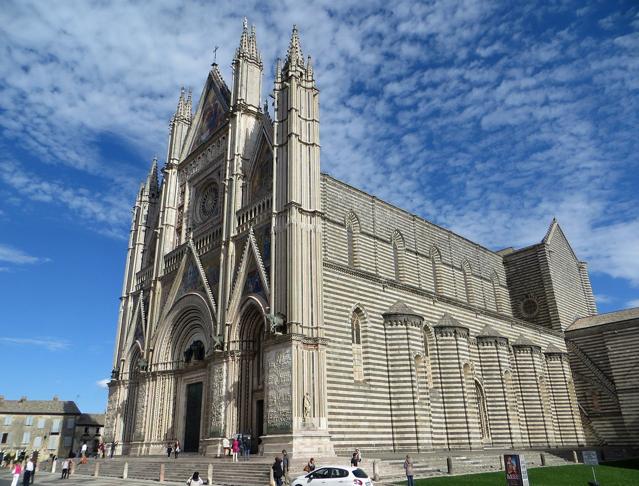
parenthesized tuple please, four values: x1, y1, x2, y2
(65, 418, 75, 429)
(475, 380, 490, 439)
(63, 436, 72, 447)
(22, 432, 31, 444)
(391, 230, 405, 282)
(33, 436, 42, 448)
(51, 418, 61, 433)
(24, 416, 33, 426)
(37, 418, 45, 429)
(48, 435, 59, 450)
(3, 416, 12, 426)
(430, 246, 444, 295)
(352, 312, 364, 382)
(462, 260, 474, 305)
(1, 433, 8, 444)
(345, 211, 360, 268)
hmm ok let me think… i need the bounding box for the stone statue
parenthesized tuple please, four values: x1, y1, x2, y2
(303, 392, 311, 419)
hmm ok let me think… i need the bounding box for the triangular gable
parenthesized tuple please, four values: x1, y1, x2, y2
(227, 228, 270, 323)
(245, 129, 273, 204)
(542, 218, 580, 262)
(158, 241, 218, 326)
(125, 292, 147, 354)
(181, 66, 231, 159)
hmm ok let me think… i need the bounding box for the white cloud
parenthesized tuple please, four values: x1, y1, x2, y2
(0, 0, 636, 290)
(0, 243, 48, 265)
(0, 337, 69, 351)
(626, 299, 639, 308)
(96, 379, 110, 389)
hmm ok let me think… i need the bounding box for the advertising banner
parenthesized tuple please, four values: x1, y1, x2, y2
(504, 454, 529, 486)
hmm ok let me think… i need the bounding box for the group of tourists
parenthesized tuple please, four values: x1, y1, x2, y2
(7, 455, 35, 486)
(165, 440, 182, 458)
(221, 434, 252, 462)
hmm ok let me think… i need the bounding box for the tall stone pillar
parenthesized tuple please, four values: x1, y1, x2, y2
(382, 301, 431, 452)
(512, 336, 554, 447)
(544, 344, 585, 446)
(476, 325, 522, 447)
(432, 313, 477, 449)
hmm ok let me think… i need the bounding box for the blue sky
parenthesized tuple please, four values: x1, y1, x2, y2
(0, 0, 637, 413)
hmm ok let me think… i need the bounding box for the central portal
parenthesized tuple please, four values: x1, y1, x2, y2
(237, 303, 265, 444)
(184, 382, 203, 452)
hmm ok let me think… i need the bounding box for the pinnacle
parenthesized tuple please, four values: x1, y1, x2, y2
(284, 24, 304, 69)
(235, 17, 260, 64)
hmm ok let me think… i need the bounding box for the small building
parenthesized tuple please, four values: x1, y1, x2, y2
(0, 396, 80, 459)
(73, 413, 105, 455)
(566, 307, 639, 446)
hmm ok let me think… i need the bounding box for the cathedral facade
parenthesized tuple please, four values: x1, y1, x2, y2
(105, 21, 593, 456)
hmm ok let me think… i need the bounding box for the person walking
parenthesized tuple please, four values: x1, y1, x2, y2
(242, 435, 251, 461)
(109, 441, 117, 459)
(404, 455, 414, 486)
(231, 437, 240, 463)
(61, 459, 70, 479)
(222, 437, 230, 457)
(80, 442, 88, 458)
(272, 456, 284, 486)
(350, 452, 359, 467)
(23, 457, 34, 485)
(10, 462, 22, 486)
(355, 448, 362, 464)
(166, 442, 173, 458)
(281, 450, 289, 484)
(186, 471, 204, 485)
(174, 441, 180, 459)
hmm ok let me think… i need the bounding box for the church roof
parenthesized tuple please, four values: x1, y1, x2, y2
(544, 343, 566, 354)
(435, 312, 466, 328)
(76, 413, 105, 426)
(477, 324, 504, 338)
(512, 335, 540, 347)
(383, 300, 420, 316)
(567, 307, 639, 332)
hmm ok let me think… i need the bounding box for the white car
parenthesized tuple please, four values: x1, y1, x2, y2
(291, 465, 374, 486)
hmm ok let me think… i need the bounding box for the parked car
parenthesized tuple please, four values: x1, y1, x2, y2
(291, 466, 373, 486)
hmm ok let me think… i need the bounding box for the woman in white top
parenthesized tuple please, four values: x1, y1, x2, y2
(186, 471, 204, 485)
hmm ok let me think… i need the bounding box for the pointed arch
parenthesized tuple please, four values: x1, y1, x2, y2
(462, 259, 475, 305)
(345, 211, 361, 268)
(391, 230, 405, 282)
(430, 245, 444, 295)
(422, 324, 435, 388)
(490, 270, 505, 313)
(351, 307, 365, 382)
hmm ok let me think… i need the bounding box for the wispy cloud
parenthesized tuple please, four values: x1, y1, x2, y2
(0, 0, 637, 288)
(0, 243, 48, 265)
(627, 299, 639, 308)
(0, 337, 69, 351)
(96, 379, 110, 389)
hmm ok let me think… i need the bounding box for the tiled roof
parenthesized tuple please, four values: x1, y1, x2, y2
(512, 335, 539, 347)
(0, 399, 80, 415)
(566, 307, 639, 332)
(76, 413, 105, 426)
(477, 324, 504, 338)
(384, 300, 420, 316)
(435, 312, 465, 328)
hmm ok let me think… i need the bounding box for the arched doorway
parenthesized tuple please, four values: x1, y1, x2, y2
(236, 302, 265, 451)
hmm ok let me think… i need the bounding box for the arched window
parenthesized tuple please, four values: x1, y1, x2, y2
(475, 380, 490, 439)
(345, 212, 360, 268)
(422, 325, 434, 388)
(414, 355, 427, 401)
(431, 246, 444, 295)
(462, 260, 474, 305)
(391, 230, 405, 282)
(490, 271, 502, 313)
(351, 311, 364, 381)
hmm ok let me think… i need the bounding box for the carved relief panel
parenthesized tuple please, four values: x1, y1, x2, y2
(266, 348, 292, 434)
(209, 363, 225, 437)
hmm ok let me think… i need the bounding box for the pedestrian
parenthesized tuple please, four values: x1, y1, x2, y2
(174, 440, 180, 459)
(281, 450, 289, 483)
(110, 441, 117, 459)
(11, 462, 22, 486)
(303, 457, 315, 473)
(222, 437, 230, 457)
(350, 452, 359, 467)
(272, 456, 284, 486)
(23, 457, 34, 485)
(242, 435, 251, 461)
(355, 448, 362, 464)
(61, 458, 70, 479)
(231, 437, 240, 463)
(166, 442, 173, 458)
(81, 442, 88, 458)
(186, 471, 204, 485)
(404, 455, 414, 486)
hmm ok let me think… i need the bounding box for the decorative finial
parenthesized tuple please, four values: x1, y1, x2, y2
(212, 45, 219, 66)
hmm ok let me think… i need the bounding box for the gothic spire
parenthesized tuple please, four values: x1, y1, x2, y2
(284, 25, 304, 70)
(234, 17, 261, 65)
(173, 87, 192, 124)
(145, 157, 159, 197)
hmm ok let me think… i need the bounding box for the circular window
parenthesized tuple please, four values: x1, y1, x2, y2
(198, 183, 219, 222)
(520, 296, 539, 318)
